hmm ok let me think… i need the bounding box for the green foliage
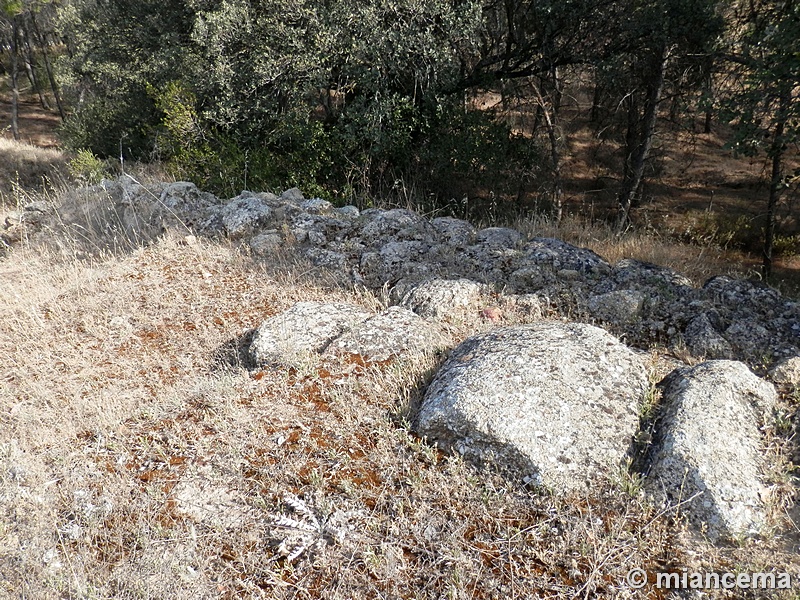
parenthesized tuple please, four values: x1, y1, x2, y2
(773, 234, 800, 257)
(57, 0, 198, 159)
(68, 148, 108, 184)
(417, 102, 540, 207)
(721, 1, 800, 158)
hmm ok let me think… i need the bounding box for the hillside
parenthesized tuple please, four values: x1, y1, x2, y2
(1, 175, 799, 599)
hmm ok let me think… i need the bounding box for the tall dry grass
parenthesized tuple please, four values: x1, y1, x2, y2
(1, 189, 799, 598)
(0, 137, 69, 205)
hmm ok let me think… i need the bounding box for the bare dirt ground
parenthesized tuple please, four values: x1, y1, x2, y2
(0, 93, 61, 148)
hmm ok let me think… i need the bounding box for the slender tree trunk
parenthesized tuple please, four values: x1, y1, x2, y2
(10, 19, 20, 141)
(532, 82, 563, 223)
(763, 88, 790, 280)
(616, 44, 669, 231)
(590, 77, 603, 124)
(21, 22, 51, 111)
(31, 12, 65, 120)
(702, 64, 713, 134)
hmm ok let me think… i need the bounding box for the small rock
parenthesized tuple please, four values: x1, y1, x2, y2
(768, 356, 800, 387)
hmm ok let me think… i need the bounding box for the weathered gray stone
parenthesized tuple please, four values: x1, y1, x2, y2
(21, 200, 49, 224)
(221, 196, 273, 238)
(588, 290, 646, 325)
(304, 247, 347, 270)
(158, 181, 221, 230)
(250, 302, 373, 367)
(360, 209, 432, 243)
(724, 320, 773, 359)
(505, 294, 547, 319)
(300, 198, 334, 214)
(250, 231, 283, 255)
(768, 356, 800, 387)
(520, 237, 611, 275)
(398, 278, 487, 321)
(379, 241, 426, 266)
(612, 259, 693, 290)
(475, 227, 522, 249)
(324, 306, 447, 362)
(683, 313, 732, 359)
(280, 187, 305, 204)
(646, 360, 777, 542)
(334, 205, 360, 219)
(431, 217, 476, 247)
(508, 266, 556, 293)
(417, 322, 647, 491)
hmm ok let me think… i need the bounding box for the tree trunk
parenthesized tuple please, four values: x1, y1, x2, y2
(532, 81, 563, 223)
(763, 88, 790, 280)
(590, 77, 603, 124)
(31, 12, 65, 120)
(10, 19, 20, 141)
(21, 22, 51, 111)
(702, 65, 713, 134)
(616, 44, 669, 231)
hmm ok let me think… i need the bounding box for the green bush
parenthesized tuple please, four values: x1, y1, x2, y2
(68, 149, 108, 185)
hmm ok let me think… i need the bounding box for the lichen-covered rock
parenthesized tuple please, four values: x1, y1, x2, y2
(334, 205, 360, 219)
(768, 356, 800, 387)
(431, 217, 476, 247)
(724, 320, 773, 360)
(300, 198, 334, 214)
(588, 290, 646, 325)
(475, 227, 522, 249)
(683, 312, 732, 359)
(359, 209, 433, 244)
(398, 278, 488, 321)
(280, 187, 305, 204)
(417, 322, 647, 491)
(304, 248, 347, 270)
(250, 231, 283, 255)
(159, 181, 221, 230)
(324, 306, 447, 362)
(221, 196, 273, 238)
(611, 259, 693, 290)
(646, 360, 776, 542)
(250, 302, 373, 367)
(520, 237, 611, 276)
(508, 266, 557, 293)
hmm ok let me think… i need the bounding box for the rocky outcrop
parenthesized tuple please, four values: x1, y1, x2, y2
(416, 322, 648, 491)
(250, 302, 447, 367)
(645, 361, 777, 542)
(12, 176, 799, 367)
(6, 177, 796, 543)
(250, 302, 374, 367)
(322, 306, 447, 362)
(769, 356, 800, 388)
(396, 278, 489, 322)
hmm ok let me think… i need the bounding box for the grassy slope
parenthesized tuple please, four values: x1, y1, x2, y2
(1, 226, 798, 599)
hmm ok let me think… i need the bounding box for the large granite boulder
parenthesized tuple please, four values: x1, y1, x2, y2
(416, 322, 648, 491)
(323, 306, 447, 362)
(645, 360, 777, 541)
(250, 302, 447, 367)
(249, 302, 373, 367)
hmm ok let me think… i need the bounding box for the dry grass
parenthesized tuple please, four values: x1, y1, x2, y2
(513, 213, 758, 286)
(1, 205, 799, 599)
(0, 137, 69, 204)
